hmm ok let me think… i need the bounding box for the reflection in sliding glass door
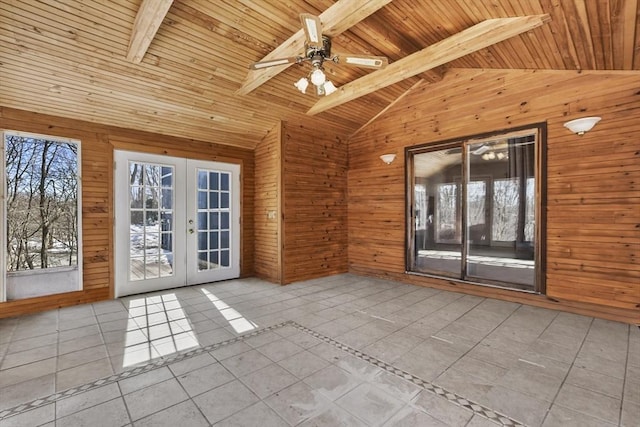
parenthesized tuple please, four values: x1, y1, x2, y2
(465, 136, 536, 289)
(413, 150, 462, 276)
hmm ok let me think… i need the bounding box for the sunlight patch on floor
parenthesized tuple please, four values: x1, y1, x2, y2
(201, 288, 258, 333)
(123, 293, 199, 367)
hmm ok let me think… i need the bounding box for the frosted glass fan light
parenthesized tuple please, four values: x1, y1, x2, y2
(294, 77, 309, 94)
(310, 68, 326, 86)
(323, 80, 337, 95)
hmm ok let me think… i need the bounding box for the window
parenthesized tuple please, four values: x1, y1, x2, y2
(407, 125, 545, 292)
(1, 131, 82, 301)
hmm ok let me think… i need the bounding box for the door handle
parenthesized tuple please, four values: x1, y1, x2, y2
(189, 228, 194, 234)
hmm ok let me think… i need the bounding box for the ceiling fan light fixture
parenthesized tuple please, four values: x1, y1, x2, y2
(310, 68, 326, 86)
(248, 13, 388, 99)
(294, 77, 309, 94)
(324, 80, 337, 95)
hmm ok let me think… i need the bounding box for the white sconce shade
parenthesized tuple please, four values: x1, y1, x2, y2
(294, 77, 309, 94)
(563, 116, 601, 135)
(380, 153, 396, 164)
(323, 80, 337, 95)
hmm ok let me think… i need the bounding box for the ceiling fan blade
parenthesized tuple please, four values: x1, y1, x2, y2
(300, 13, 323, 48)
(339, 54, 388, 69)
(250, 57, 299, 70)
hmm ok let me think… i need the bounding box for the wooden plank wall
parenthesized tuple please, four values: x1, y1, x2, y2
(281, 121, 349, 283)
(254, 122, 282, 283)
(348, 69, 640, 324)
(0, 107, 255, 318)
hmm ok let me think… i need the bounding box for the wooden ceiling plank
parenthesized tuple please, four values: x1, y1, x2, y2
(539, 0, 580, 69)
(323, 0, 392, 36)
(351, 78, 425, 138)
(504, 0, 557, 69)
(566, 0, 597, 69)
(307, 15, 551, 115)
(205, 0, 296, 43)
(601, 0, 615, 69)
(420, 0, 487, 69)
(0, 89, 260, 149)
(635, 3, 640, 69)
(622, 0, 639, 69)
(169, 1, 275, 57)
(2, 10, 271, 107)
(126, 0, 174, 63)
(2, 0, 129, 49)
(472, 1, 540, 69)
(451, 0, 515, 68)
(235, 0, 393, 95)
(586, 0, 607, 69)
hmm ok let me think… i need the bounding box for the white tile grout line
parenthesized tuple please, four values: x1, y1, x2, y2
(0, 320, 525, 426)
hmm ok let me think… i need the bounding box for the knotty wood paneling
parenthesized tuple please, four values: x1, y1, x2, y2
(2, 1, 637, 152)
(281, 121, 348, 284)
(254, 122, 282, 283)
(348, 69, 640, 324)
(0, 107, 255, 318)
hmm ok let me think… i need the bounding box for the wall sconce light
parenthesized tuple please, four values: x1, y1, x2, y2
(380, 154, 396, 164)
(563, 116, 601, 136)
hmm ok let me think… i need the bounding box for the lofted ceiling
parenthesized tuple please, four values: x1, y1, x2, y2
(0, 0, 638, 149)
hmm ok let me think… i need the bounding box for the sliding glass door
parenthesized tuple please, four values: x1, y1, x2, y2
(407, 126, 544, 292)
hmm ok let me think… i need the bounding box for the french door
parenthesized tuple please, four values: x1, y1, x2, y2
(114, 151, 240, 297)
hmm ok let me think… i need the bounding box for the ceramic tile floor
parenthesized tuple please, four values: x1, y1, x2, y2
(0, 274, 638, 427)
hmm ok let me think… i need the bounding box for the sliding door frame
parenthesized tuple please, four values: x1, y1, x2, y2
(405, 123, 547, 294)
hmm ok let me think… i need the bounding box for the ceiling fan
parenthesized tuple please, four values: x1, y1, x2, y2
(249, 14, 388, 96)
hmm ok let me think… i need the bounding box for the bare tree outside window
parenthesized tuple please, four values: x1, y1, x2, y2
(436, 183, 458, 242)
(492, 178, 520, 241)
(5, 135, 78, 271)
(525, 178, 535, 241)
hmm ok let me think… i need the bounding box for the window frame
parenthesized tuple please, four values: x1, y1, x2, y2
(1, 130, 83, 302)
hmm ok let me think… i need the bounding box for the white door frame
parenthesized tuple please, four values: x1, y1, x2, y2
(114, 151, 240, 297)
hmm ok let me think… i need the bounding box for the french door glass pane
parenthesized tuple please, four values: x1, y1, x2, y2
(466, 138, 535, 289)
(128, 162, 174, 281)
(412, 150, 462, 276)
(196, 169, 232, 271)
